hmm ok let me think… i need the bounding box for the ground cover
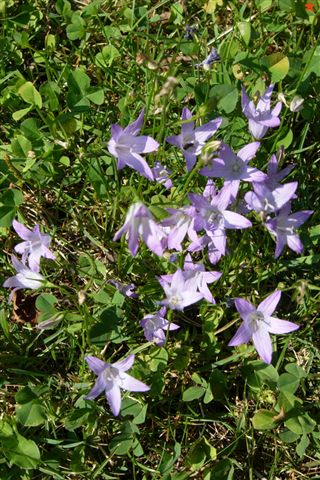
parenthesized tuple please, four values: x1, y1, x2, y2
(0, 0, 319, 478)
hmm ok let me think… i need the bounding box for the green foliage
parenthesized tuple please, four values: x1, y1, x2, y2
(0, 0, 319, 478)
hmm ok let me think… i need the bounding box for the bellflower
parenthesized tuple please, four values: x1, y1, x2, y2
(189, 184, 252, 256)
(152, 161, 173, 189)
(160, 254, 221, 303)
(12, 219, 55, 271)
(108, 280, 138, 298)
(3, 255, 45, 300)
(140, 307, 179, 346)
(188, 232, 223, 264)
(241, 84, 282, 139)
(228, 290, 299, 364)
(85, 354, 149, 416)
(113, 202, 167, 256)
(108, 109, 158, 180)
(265, 204, 313, 258)
(263, 154, 295, 191)
(195, 48, 220, 68)
(245, 182, 298, 214)
(162, 206, 197, 251)
(159, 268, 203, 311)
(200, 142, 265, 200)
(166, 107, 222, 171)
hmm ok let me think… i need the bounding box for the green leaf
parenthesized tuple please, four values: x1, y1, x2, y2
(36, 293, 58, 312)
(121, 398, 147, 424)
(277, 372, 300, 394)
(303, 46, 320, 80)
(261, 53, 290, 82)
(296, 434, 310, 457)
(285, 413, 316, 435)
(95, 45, 120, 68)
(18, 82, 42, 108)
(237, 21, 251, 45)
(255, 0, 272, 8)
(276, 128, 293, 149)
(16, 400, 46, 427)
(182, 386, 206, 402)
(2, 432, 40, 469)
(285, 363, 307, 379)
(279, 429, 300, 443)
(252, 409, 278, 430)
(11, 135, 32, 158)
(210, 84, 238, 114)
(66, 12, 86, 40)
(109, 433, 133, 455)
(0, 189, 24, 228)
(12, 106, 32, 121)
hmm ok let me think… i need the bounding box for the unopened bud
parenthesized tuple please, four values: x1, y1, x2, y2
(290, 95, 304, 112)
(78, 290, 86, 306)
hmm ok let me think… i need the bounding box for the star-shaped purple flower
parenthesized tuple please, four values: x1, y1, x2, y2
(200, 142, 265, 200)
(241, 84, 282, 139)
(263, 154, 295, 191)
(265, 204, 313, 258)
(3, 255, 45, 300)
(140, 307, 179, 346)
(12, 219, 55, 271)
(159, 268, 203, 311)
(245, 182, 298, 214)
(85, 354, 150, 416)
(189, 183, 252, 256)
(113, 202, 167, 257)
(108, 109, 159, 180)
(166, 107, 222, 171)
(228, 290, 299, 364)
(159, 254, 221, 303)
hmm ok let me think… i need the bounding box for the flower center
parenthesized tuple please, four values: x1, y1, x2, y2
(248, 310, 269, 332)
(207, 210, 223, 228)
(168, 291, 183, 308)
(231, 160, 243, 174)
(104, 365, 119, 383)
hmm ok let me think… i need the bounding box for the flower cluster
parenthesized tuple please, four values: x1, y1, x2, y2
(3, 220, 55, 300)
(111, 84, 310, 367)
(2, 83, 312, 417)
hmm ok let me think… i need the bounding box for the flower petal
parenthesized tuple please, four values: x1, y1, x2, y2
(85, 356, 107, 375)
(84, 374, 106, 400)
(235, 298, 256, 321)
(123, 108, 145, 136)
(106, 383, 122, 416)
(252, 327, 273, 364)
(267, 317, 299, 334)
(120, 373, 150, 392)
(12, 220, 34, 240)
(228, 322, 252, 346)
(258, 290, 281, 317)
(113, 354, 135, 372)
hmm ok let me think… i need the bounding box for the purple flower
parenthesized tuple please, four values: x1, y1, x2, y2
(188, 232, 223, 264)
(3, 255, 45, 300)
(241, 84, 282, 139)
(160, 254, 221, 303)
(263, 154, 295, 190)
(108, 109, 159, 180)
(108, 280, 138, 298)
(162, 206, 197, 251)
(195, 48, 220, 68)
(152, 161, 173, 189)
(228, 290, 299, 364)
(140, 307, 179, 346)
(265, 204, 313, 258)
(189, 183, 252, 256)
(245, 182, 298, 214)
(113, 202, 167, 257)
(159, 268, 203, 311)
(85, 354, 150, 416)
(200, 142, 265, 200)
(166, 107, 222, 171)
(12, 219, 55, 271)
